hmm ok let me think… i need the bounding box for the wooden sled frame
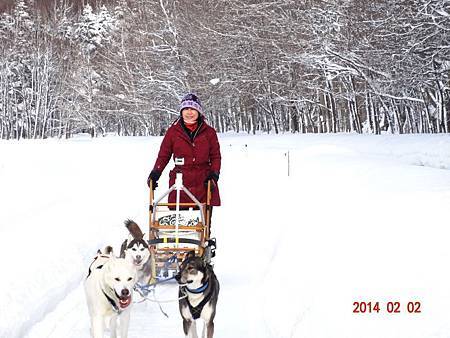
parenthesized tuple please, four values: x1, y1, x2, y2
(148, 172, 212, 282)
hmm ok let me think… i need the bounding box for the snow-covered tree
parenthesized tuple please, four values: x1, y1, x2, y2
(73, 4, 118, 54)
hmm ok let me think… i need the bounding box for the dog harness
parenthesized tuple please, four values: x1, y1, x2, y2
(86, 254, 110, 278)
(184, 282, 212, 320)
(103, 290, 121, 313)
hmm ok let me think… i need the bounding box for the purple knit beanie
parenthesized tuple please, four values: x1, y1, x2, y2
(180, 93, 203, 115)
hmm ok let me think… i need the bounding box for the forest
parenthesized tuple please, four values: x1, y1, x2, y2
(0, 0, 449, 139)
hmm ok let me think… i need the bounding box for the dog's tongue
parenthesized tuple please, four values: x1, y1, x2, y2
(119, 296, 131, 308)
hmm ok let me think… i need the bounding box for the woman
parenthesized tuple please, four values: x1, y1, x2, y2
(147, 93, 221, 209)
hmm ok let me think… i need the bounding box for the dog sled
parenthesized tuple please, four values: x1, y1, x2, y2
(148, 172, 216, 282)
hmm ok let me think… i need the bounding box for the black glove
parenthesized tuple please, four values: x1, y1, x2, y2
(147, 170, 161, 190)
(204, 171, 219, 187)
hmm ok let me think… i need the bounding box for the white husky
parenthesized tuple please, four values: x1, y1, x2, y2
(84, 246, 137, 338)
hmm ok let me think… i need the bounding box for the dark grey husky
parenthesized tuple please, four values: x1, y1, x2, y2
(175, 251, 220, 338)
(119, 220, 152, 285)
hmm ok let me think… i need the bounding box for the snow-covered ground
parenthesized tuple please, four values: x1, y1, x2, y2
(1, 132, 450, 338)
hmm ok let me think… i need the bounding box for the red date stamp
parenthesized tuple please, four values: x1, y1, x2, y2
(353, 301, 421, 314)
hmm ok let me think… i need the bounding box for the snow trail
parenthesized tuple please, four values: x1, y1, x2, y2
(1, 133, 450, 338)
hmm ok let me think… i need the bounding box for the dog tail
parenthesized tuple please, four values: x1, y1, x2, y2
(124, 219, 144, 239)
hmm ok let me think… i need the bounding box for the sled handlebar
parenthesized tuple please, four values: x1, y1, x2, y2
(148, 179, 213, 206)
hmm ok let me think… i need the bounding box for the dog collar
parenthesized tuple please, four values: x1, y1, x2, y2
(186, 281, 209, 294)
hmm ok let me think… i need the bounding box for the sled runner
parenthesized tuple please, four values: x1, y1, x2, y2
(148, 172, 215, 282)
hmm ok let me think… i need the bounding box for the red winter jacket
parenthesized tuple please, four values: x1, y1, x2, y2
(153, 117, 221, 206)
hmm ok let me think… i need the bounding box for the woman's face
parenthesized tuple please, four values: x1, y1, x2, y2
(181, 108, 199, 124)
